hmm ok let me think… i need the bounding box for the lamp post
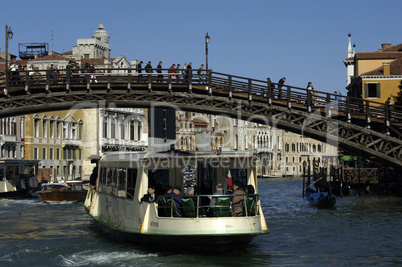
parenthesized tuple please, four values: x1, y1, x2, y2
(5, 25, 14, 96)
(205, 32, 210, 70)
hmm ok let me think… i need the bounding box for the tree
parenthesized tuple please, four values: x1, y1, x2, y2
(392, 80, 402, 105)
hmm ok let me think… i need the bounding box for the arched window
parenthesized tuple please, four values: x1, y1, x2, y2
(103, 116, 108, 139)
(137, 121, 142, 141)
(33, 115, 40, 137)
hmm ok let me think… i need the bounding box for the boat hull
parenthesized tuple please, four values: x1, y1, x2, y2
(0, 187, 40, 199)
(306, 188, 336, 208)
(0, 189, 29, 199)
(307, 195, 336, 208)
(90, 216, 259, 253)
(37, 191, 87, 202)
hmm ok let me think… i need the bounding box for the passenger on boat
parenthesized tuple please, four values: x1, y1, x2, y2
(141, 185, 158, 202)
(171, 186, 183, 216)
(89, 166, 98, 187)
(164, 185, 173, 195)
(207, 183, 224, 216)
(231, 181, 244, 216)
(245, 185, 255, 195)
(186, 187, 194, 195)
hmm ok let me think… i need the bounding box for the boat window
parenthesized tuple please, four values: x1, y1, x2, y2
(183, 164, 196, 194)
(112, 168, 119, 196)
(127, 168, 137, 200)
(148, 169, 169, 196)
(118, 168, 126, 198)
(198, 163, 213, 195)
(230, 168, 248, 187)
(99, 167, 106, 192)
(106, 168, 115, 195)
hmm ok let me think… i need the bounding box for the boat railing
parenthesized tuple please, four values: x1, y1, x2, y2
(155, 193, 259, 218)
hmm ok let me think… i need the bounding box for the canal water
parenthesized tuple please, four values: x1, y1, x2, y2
(1, 177, 402, 266)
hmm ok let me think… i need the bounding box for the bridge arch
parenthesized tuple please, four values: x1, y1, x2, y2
(1, 69, 402, 169)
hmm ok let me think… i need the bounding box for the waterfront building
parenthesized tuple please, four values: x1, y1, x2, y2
(174, 112, 338, 177)
(16, 23, 139, 180)
(0, 116, 25, 159)
(175, 112, 224, 152)
(81, 108, 147, 178)
(24, 110, 84, 182)
(282, 131, 338, 177)
(345, 35, 402, 103)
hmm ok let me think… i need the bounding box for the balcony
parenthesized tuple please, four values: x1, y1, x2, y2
(62, 139, 82, 147)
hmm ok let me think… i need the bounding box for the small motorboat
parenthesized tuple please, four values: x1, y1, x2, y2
(305, 186, 336, 208)
(36, 180, 89, 202)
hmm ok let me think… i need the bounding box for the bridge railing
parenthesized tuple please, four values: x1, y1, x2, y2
(208, 72, 402, 137)
(1, 68, 402, 131)
(0, 67, 211, 94)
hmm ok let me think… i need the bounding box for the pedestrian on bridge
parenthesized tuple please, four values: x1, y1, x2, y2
(186, 62, 192, 83)
(306, 82, 317, 106)
(198, 64, 205, 83)
(170, 64, 176, 80)
(137, 61, 144, 82)
(266, 78, 272, 98)
(145, 61, 153, 73)
(182, 63, 188, 83)
(278, 77, 286, 99)
(157, 61, 163, 83)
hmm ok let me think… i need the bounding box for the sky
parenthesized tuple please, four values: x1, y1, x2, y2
(1, 0, 401, 95)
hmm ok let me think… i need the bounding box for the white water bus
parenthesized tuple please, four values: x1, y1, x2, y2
(0, 159, 40, 199)
(84, 150, 269, 252)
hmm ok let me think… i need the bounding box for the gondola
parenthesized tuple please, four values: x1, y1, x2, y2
(305, 186, 336, 208)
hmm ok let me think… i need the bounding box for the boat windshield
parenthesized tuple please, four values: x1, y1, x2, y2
(42, 184, 67, 190)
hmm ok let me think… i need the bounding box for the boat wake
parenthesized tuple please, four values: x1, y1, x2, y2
(60, 250, 158, 266)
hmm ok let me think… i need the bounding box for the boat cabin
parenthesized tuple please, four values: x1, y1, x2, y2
(95, 151, 260, 217)
(0, 159, 39, 196)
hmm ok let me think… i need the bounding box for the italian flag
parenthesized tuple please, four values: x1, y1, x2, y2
(226, 167, 233, 190)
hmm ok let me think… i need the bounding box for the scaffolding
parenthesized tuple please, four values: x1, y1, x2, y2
(19, 43, 49, 59)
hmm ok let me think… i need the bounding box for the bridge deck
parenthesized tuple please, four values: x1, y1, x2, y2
(1, 68, 402, 169)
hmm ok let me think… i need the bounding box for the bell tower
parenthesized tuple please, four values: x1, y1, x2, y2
(92, 22, 110, 44)
(343, 33, 356, 86)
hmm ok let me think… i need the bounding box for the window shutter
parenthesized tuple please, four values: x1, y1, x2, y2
(364, 83, 368, 98)
(376, 83, 381, 98)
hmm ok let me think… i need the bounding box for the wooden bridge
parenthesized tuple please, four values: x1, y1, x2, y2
(1, 68, 402, 169)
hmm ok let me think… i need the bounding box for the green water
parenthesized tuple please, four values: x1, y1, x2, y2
(1, 177, 401, 266)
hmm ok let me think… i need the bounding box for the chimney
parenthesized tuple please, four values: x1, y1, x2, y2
(383, 62, 391, 76)
(381, 43, 391, 49)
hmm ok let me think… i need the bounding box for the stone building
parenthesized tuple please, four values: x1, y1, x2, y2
(12, 23, 139, 180)
(72, 22, 110, 60)
(175, 112, 224, 152)
(0, 116, 25, 159)
(24, 110, 84, 182)
(81, 108, 147, 178)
